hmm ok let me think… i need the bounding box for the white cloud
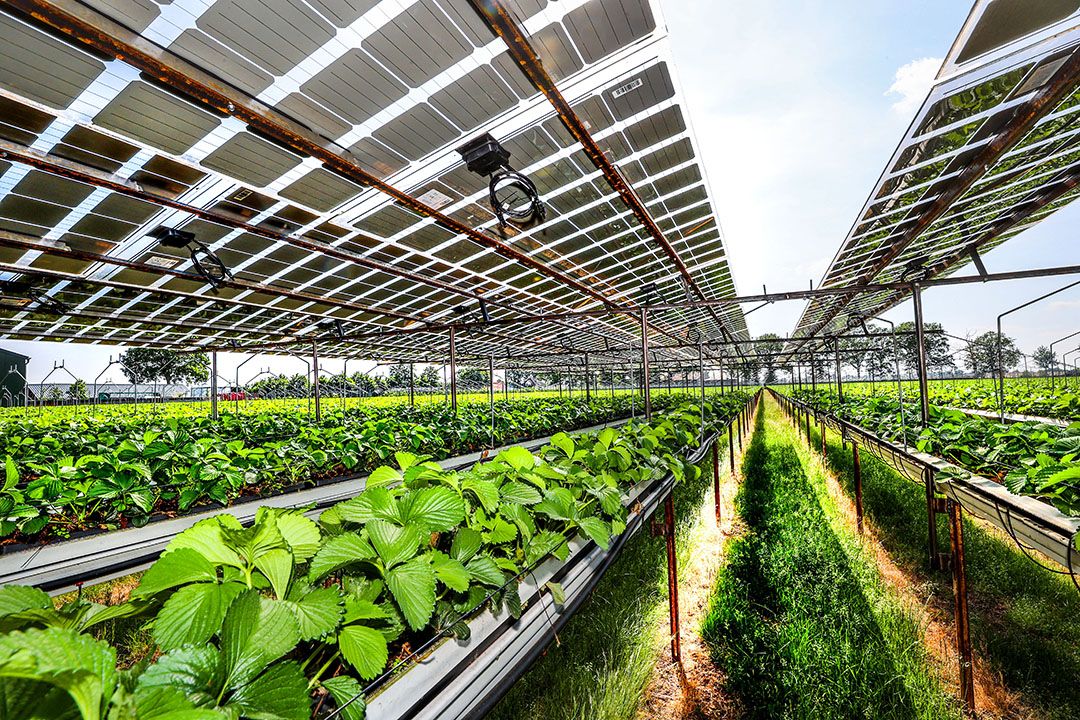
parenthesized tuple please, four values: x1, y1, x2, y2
(886, 57, 942, 115)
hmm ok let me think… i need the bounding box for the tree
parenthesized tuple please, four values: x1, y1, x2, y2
(66, 379, 88, 401)
(964, 331, 1022, 377)
(417, 366, 441, 388)
(386, 364, 415, 389)
(1033, 345, 1056, 373)
(118, 348, 209, 385)
(754, 333, 784, 383)
(894, 322, 955, 375)
(457, 367, 489, 388)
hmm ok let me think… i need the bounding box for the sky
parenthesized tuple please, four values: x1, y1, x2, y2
(5, 0, 1080, 382)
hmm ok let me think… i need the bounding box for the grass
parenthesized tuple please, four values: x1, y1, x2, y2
(811, 405, 1080, 720)
(484, 439, 725, 720)
(701, 398, 959, 720)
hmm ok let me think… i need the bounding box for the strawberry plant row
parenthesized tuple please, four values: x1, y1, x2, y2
(0, 394, 689, 544)
(791, 389, 1080, 517)
(0, 394, 750, 720)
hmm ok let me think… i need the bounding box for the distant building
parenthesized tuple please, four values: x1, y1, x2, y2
(0, 348, 29, 407)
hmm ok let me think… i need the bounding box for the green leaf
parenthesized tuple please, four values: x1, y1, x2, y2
(549, 433, 575, 459)
(597, 427, 616, 450)
(167, 516, 244, 568)
(368, 520, 424, 569)
(254, 548, 293, 599)
(450, 527, 482, 563)
(220, 592, 301, 689)
(466, 556, 505, 587)
(498, 445, 535, 471)
(481, 517, 517, 545)
(499, 503, 536, 541)
(0, 585, 51, 618)
(577, 517, 611, 550)
(307, 532, 376, 580)
(136, 645, 222, 709)
(398, 487, 465, 533)
(266, 509, 321, 561)
(0, 627, 117, 720)
(285, 588, 344, 641)
(228, 660, 309, 720)
(220, 519, 286, 566)
(431, 552, 470, 592)
(336, 487, 395, 524)
(545, 581, 566, 605)
(462, 479, 499, 514)
(3, 457, 17, 491)
(525, 530, 566, 566)
(498, 481, 541, 505)
(338, 624, 389, 680)
(153, 582, 245, 652)
(366, 466, 401, 488)
(133, 548, 218, 599)
(385, 555, 436, 631)
(322, 676, 366, 720)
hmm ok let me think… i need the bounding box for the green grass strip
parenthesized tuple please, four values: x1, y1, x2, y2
(485, 442, 722, 720)
(812, 403, 1080, 720)
(702, 399, 959, 720)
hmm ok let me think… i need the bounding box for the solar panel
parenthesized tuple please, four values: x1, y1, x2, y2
(787, 0, 1080, 353)
(0, 0, 746, 364)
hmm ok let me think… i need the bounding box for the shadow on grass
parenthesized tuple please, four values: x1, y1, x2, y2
(484, 439, 718, 720)
(818, 421, 1080, 720)
(702, 405, 938, 720)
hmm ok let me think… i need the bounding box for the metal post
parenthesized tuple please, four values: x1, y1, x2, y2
(664, 493, 681, 664)
(728, 417, 735, 475)
(584, 353, 590, 402)
(210, 351, 218, 420)
(449, 327, 458, 415)
(925, 468, 941, 571)
(698, 344, 707, 441)
(947, 498, 976, 713)
(835, 340, 843, 401)
(641, 309, 651, 420)
(712, 443, 721, 524)
(821, 418, 827, 458)
(312, 341, 321, 421)
(409, 362, 415, 406)
(488, 355, 495, 449)
(853, 440, 863, 534)
(912, 283, 931, 427)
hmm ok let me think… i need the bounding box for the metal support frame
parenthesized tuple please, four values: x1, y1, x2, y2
(450, 328, 458, 415)
(312, 342, 321, 422)
(947, 498, 976, 713)
(409, 363, 415, 407)
(210, 352, 218, 421)
(584, 353, 591, 402)
(488, 355, 495, 450)
(834, 340, 843, 401)
(912, 282, 931, 427)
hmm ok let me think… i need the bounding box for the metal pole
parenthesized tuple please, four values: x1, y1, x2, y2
(728, 416, 735, 475)
(488, 355, 495, 449)
(409, 363, 414, 406)
(853, 440, 863, 534)
(912, 283, 931, 427)
(663, 492, 681, 664)
(210, 351, 218, 420)
(948, 498, 976, 713)
(449, 328, 458, 415)
(641, 309, 651, 420)
(698, 343, 706, 441)
(835, 340, 843, 401)
(312, 341, 321, 421)
(584, 353, 590, 402)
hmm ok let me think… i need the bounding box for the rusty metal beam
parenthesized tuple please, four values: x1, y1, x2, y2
(470, 0, 731, 335)
(4, 0, 626, 311)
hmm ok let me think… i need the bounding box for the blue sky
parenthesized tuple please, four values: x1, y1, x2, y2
(5, 0, 1080, 381)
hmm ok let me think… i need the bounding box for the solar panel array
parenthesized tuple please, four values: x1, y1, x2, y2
(0, 0, 746, 364)
(787, 0, 1080, 353)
